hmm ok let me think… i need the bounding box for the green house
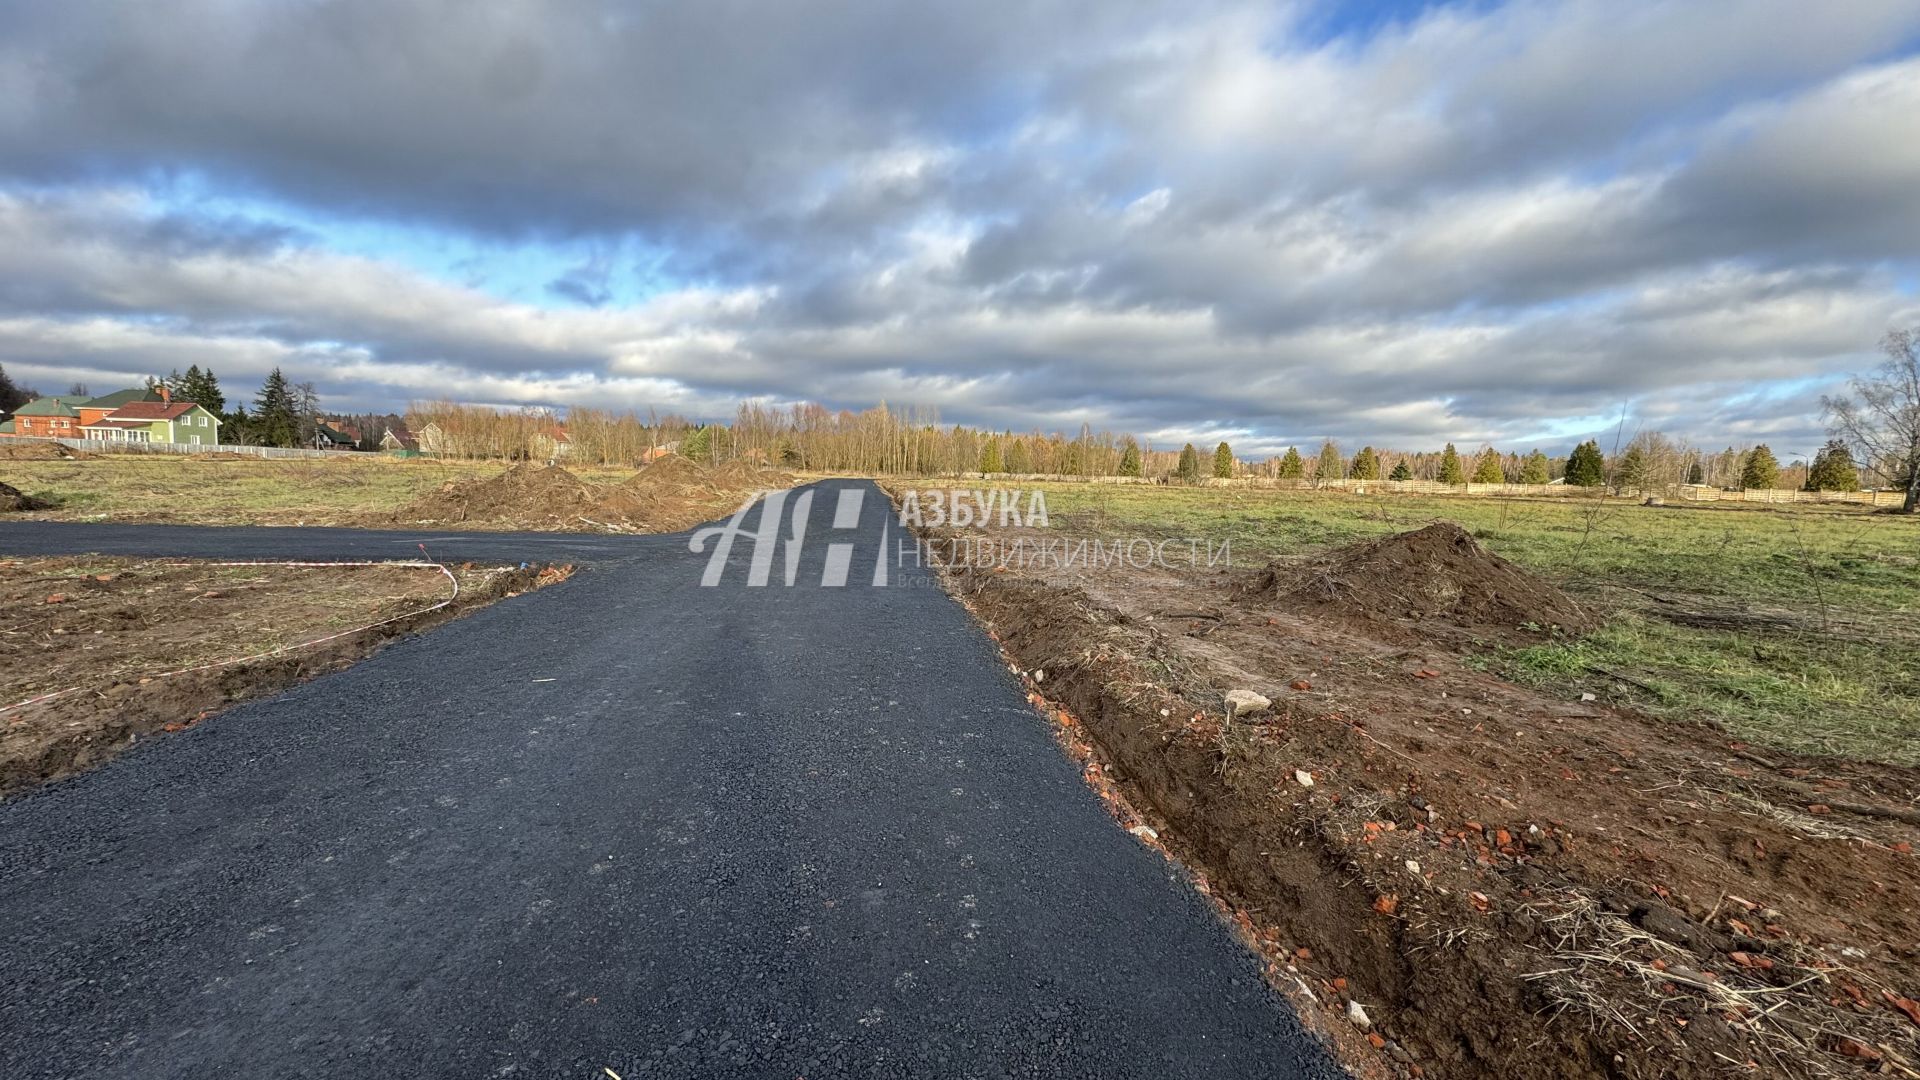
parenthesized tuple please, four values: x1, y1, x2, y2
(79, 401, 223, 445)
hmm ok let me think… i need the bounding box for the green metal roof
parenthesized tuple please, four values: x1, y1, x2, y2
(81, 387, 163, 409)
(12, 395, 92, 417)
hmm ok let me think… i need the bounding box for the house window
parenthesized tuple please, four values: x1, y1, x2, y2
(191, 435, 201, 446)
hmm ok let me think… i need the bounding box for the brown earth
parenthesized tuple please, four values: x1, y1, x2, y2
(0, 481, 49, 511)
(1249, 522, 1595, 646)
(0, 441, 90, 460)
(900, 498, 1920, 1080)
(0, 556, 570, 798)
(387, 458, 795, 532)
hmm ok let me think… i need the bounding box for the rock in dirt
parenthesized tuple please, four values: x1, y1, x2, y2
(1346, 1001, 1372, 1031)
(0, 482, 50, 512)
(1224, 689, 1270, 717)
(1246, 522, 1593, 645)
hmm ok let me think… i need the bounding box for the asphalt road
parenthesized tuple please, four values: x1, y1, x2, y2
(0, 480, 1344, 1079)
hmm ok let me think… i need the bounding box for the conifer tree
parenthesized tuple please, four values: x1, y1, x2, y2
(1520, 449, 1551, 484)
(1277, 447, 1305, 479)
(979, 439, 1002, 475)
(1388, 459, 1412, 481)
(1438, 443, 1465, 484)
(1740, 444, 1780, 490)
(1472, 448, 1506, 484)
(1314, 439, 1343, 482)
(1687, 460, 1704, 485)
(1005, 438, 1031, 474)
(1348, 445, 1380, 480)
(1804, 439, 1859, 492)
(1615, 445, 1650, 491)
(1212, 441, 1234, 479)
(1564, 440, 1606, 487)
(1176, 442, 1201, 483)
(0, 362, 33, 414)
(253, 368, 299, 448)
(1118, 437, 1143, 477)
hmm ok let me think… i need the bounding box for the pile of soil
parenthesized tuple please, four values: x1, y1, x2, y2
(392, 463, 602, 529)
(0, 481, 48, 511)
(1252, 522, 1593, 644)
(0, 441, 89, 460)
(899, 496, 1920, 1080)
(390, 458, 796, 533)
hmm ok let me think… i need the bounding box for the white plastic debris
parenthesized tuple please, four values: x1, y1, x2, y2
(1294, 769, 1315, 788)
(1404, 860, 1422, 876)
(1129, 824, 1159, 841)
(1346, 1001, 1372, 1030)
(1580, 692, 1597, 702)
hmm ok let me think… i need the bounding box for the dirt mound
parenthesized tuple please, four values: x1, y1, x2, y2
(623, 455, 719, 495)
(0, 482, 49, 511)
(392, 463, 600, 529)
(0, 441, 89, 460)
(1253, 521, 1592, 643)
(391, 458, 797, 533)
(707, 459, 794, 489)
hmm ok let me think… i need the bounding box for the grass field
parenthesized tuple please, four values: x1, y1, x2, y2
(2, 455, 636, 526)
(1039, 483, 1920, 764)
(7, 457, 1918, 762)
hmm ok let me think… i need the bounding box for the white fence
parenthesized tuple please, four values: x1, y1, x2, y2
(19, 436, 356, 461)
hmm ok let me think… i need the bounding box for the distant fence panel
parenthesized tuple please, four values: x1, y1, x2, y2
(1673, 484, 1903, 507)
(917, 470, 1905, 506)
(31, 437, 358, 461)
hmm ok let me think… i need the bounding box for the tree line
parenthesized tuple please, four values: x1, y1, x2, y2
(6, 326, 1916, 510)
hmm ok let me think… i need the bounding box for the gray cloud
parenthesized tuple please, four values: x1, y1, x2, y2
(0, 0, 1917, 458)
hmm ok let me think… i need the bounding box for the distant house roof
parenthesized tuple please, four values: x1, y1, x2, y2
(82, 418, 155, 430)
(108, 401, 198, 421)
(82, 387, 164, 409)
(381, 424, 419, 450)
(14, 395, 93, 417)
(314, 424, 355, 445)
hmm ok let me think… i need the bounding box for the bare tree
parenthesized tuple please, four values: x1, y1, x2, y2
(1824, 328, 1920, 513)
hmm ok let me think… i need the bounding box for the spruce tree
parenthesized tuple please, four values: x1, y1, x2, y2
(1472, 448, 1506, 484)
(1176, 443, 1201, 483)
(1687, 460, 1704, 485)
(1740, 444, 1780, 490)
(1277, 447, 1305, 479)
(1388, 459, 1412, 481)
(1519, 449, 1550, 485)
(1615, 445, 1650, 491)
(1314, 439, 1343, 482)
(1564, 440, 1606, 487)
(1438, 443, 1465, 484)
(253, 368, 299, 448)
(1212, 441, 1234, 479)
(1349, 446, 1380, 480)
(1006, 439, 1031, 474)
(1804, 439, 1859, 492)
(979, 440, 1002, 475)
(1118, 438, 1143, 478)
(0, 362, 33, 414)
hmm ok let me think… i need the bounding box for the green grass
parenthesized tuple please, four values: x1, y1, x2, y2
(1033, 483, 1920, 765)
(4, 455, 635, 526)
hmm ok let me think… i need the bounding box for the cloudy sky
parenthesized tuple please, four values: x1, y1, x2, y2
(2, 0, 1918, 458)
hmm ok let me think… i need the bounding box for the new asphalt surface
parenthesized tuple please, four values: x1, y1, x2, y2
(0, 480, 1345, 1079)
